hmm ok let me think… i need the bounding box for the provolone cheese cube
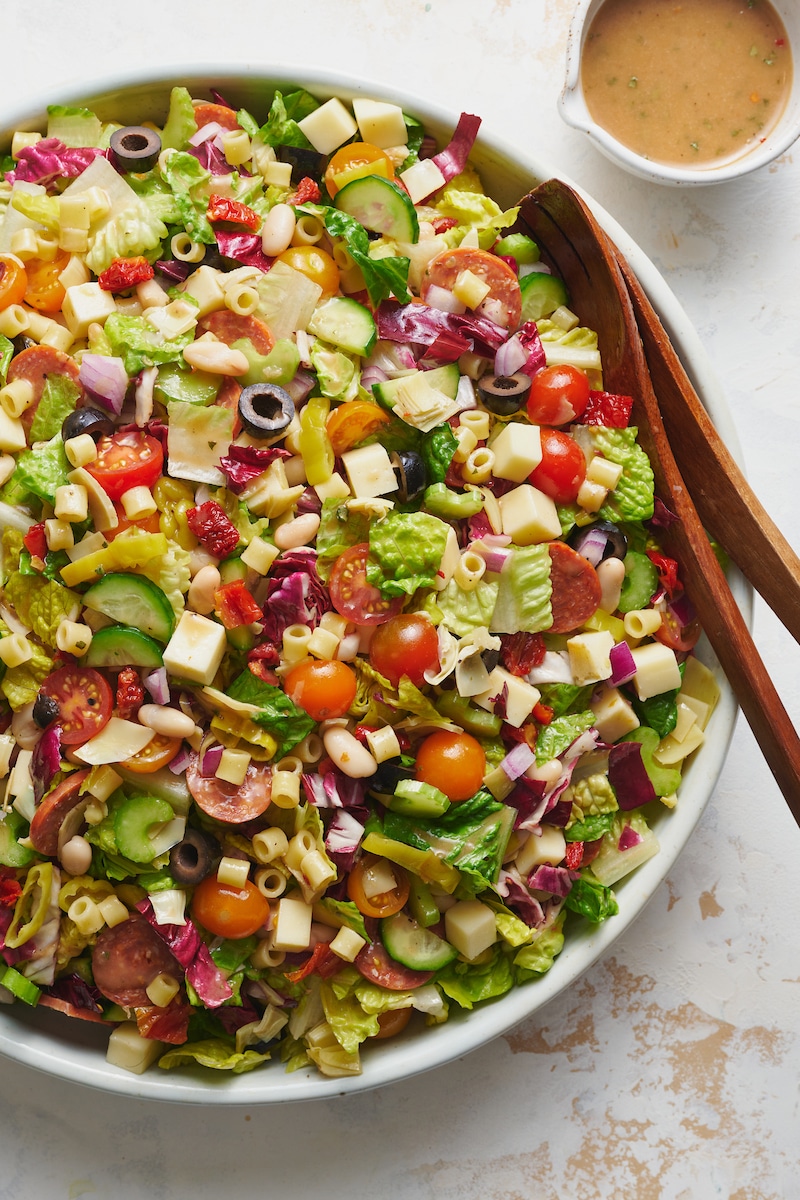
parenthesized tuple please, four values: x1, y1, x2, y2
(515, 826, 567, 875)
(330, 926, 367, 962)
(297, 98, 358, 154)
(352, 99, 407, 149)
(586, 455, 623, 490)
(61, 282, 116, 337)
(498, 484, 561, 544)
(590, 686, 641, 743)
(162, 611, 228, 686)
(241, 537, 280, 575)
(272, 897, 313, 952)
(490, 423, 543, 482)
(341, 442, 398, 498)
(106, 1023, 164, 1075)
(445, 900, 497, 960)
(179, 265, 225, 316)
(567, 630, 615, 685)
(630, 642, 682, 701)
(399, 158, 447, 204)
(314, 471, 351, 501)
(473, 666, 541, 727)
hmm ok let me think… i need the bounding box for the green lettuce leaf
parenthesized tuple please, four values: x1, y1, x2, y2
(0, 640, 55, 711)
(421, 424, 458, 484)
(227, 671, 315, 758)
(2, 529, 80, 647)
(46, 104, 102, 147)
(590, 426, 655, 523)
(0, 334, 12, 385)
(535, 710, 596, 765)
(258, 89, 318, 148)
(13, 434, 71, 505)
(489, 544, 552, 634)
(367, 510, 449, 598)
(437, 943, 514, 1009)
(571, 773, 618, 818)
(313, 898, 369, 943)
(135, 540, 191, 616)
(321, 976, 381, 1054)
(537, 681, 593, 718)
(434, 171, 519, 250)
(158, 1039, 270, 1073)
(513, 913, 566, 980)
(105, 312, 193, 375)
(28, 374, 80, 443)
(631, 678, 681, 739)
(564, 811, 616, 843)
(436, 576, 498, 637)
(315, 500, 371, 582)
(564, 874, 619, 923)
(317, 205, 411, 307)
(160, 86, 198, 151)
(158, 151, 216, 244)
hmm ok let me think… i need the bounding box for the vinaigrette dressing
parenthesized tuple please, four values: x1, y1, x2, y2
(581, 0, 792, 166)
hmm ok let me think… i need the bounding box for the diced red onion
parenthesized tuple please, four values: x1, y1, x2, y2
(284, 368, 316, 405)
(494, 334, 528, 378)
(142, 666, 170, 706)
(190, 122, 225, 145)
(572, 525, 609, 567)
(500, 741, 536, 781)
(199, 740, 224, 778)
(361, 364, 389, 390)
(431, 112, 481, 182)
(78, 355, 128, 415)
(618, 824, 643, 851)
(454, 374, 477, 411)
(134, 365, 157, 427)
(473, 535, 512, 574)
(668, 592, 696, 627)
(167, 746, 193, 775)
(520, 262, 551, 278)
(609, 641, 636, 687)
(424, 284, 466, 314)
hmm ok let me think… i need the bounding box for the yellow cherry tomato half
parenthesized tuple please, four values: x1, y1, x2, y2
(191, 876, 270, 939)
(24, 248, 71, 313)
(324, 142, 395, 199)
(0, 254, 28, 311)
(326, 399, 390, 455)
(284, 658, 357, 721)
(276, 245, 341, 298)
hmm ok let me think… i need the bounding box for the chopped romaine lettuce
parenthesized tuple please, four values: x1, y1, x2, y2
(367, 510, 450, 598)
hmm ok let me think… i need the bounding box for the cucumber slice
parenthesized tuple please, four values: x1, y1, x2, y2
(82, 573, 176, 643)
(389, 779, 451, 818)
(373, 363, 460, 410)
(335, 175, 419, 244)
(519, 270, 569, 322)
(308, 296, 377, 356)
(381, 911, 458, 971)
(113, 795, 175, 863)
(85, 625, 165, 669)
(154, 362, 220, 407)
(0, 809, 36, 868)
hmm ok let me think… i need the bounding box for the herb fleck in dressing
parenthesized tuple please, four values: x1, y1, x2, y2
(581, 0, 792, 166)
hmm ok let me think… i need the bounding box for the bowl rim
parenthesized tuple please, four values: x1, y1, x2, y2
(559, 0, 800, 186)
(0, 66, 747, 1104)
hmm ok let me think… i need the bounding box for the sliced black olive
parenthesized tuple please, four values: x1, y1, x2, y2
(169, 829, 220, 886)
(109, 126, 162, 173)
(276, 145, 326, 183)
(477, 372, 532, 416)
(238, 383, 295, 438)
(12, 334, 38, 355)
(390, 450, 427, 502)
(32, 692, 60, 729)
(481, 646, 501, 674)
(370, 760, 414, 796)
(61, 407, 115, 444)
(568, 519, 628, 562)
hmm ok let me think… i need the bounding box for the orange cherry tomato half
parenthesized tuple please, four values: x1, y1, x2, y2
(23, 249, 70, 313)
(324, 142, 395, 199)
(191, 876, 270, 939)
(346, 854, 410, 918)
(420, 247, 522, 330)
(284, 659, 358, 721)
(0, 255, 28, 311)
(369, 613, 439, 687)
(39, 666, 113, 746)
(371, 1006, 413, 1040)
(328, 544, 404, 627)
(277, 245, 341, 298)
(106, 504, 162, 542)
(326, 399, 390, 455)
(85, 430, 164, 501)
(415, 730, 486, 803)
(120, 734, 183, 773)
(192, 102, 242, 132)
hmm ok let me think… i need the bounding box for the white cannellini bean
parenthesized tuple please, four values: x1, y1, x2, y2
(183, 339, 249, 375)
(138, 705, 198, 740)
(188, 564, 222, 614)
(60, 835, 94, 876)
(322, 726, 378, 778)
(273, 512, 321, 550)
(597, 556, 626, 615)
(261, 203, 296, 256)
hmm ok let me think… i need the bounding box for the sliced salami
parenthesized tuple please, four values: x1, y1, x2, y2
(196, 310, 274, 354)
(186, 755, 272, 824)
(29, 769, 91, 857)
(92, 913, 183, 1008)
(7, 345, 84, 433)
(547, 540, 602, 634)
(355, 941, 435, 991)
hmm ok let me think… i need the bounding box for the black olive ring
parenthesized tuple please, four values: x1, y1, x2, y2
(109, 126, 162, 173)
(238, 383, 295, 439)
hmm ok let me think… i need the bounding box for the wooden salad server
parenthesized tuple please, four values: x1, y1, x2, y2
(515, 178, 800, 826)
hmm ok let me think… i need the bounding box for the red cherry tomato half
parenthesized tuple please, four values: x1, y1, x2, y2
(328, 544, 404, 626)
(39, 666, 113, 746)
(526, 364, 590, 426)
(369, 613, 439, 687)
(85, 430, 164, 501)
(654, 609, 702, 653)
(346, 855, 410, 918)
(284, 659, 358, 721)
(529, 428, 587, 504)
(190, 876, 269, 940)
(421, 247, 521, 330)
(414, 730, 486, 803)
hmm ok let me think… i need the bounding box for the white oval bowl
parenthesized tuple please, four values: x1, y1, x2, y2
(0, 68, 746, 1103)
(560, 0, 800, 186)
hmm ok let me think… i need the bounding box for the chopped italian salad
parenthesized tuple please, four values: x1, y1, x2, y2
(0, 84, 719, 1080)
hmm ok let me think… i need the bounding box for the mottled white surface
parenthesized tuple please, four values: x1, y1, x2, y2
(2, 1, 800, 1196)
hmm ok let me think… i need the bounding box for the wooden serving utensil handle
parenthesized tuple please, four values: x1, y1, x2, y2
(517, 179, 800, 826)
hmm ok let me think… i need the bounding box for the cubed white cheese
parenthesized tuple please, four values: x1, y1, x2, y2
(490, 423, 543, 482)
(240, 537, 280, 575)
(586, 455, 623, 490)
(566, 629, 615, 685)
(399, 158, 447, 204)
(352, 98, 408, 149)
(498, 484, 561, 544)
(144, 297, 198, 339)
(314, 471, 351, 501)
(162, 612, 228, 686)
(330, 925, 367, 962)
(178, 265, 225, 317)
(216, 748, 251, 786)
(297, 98, 358, 154)
(473, 666, 541, 727)
(453, 269, 491, 310)
(341, 442, 398, 498)
(106, 1023, 164, 1075)
(590, 685, 641, 743)
(630, 642, 683, 701)
(515, 826, 567, 875)
(444, 900, 497, 961)
(61, 282, 116, 338)
(272, 897, 314, 952)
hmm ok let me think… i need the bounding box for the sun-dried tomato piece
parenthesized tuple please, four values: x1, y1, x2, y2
(116, 667, 144, 720)
(581, 390, 634, 428)
(646, 550, 681, 598)
(500, 631, 546, 677)
(565, 841, 584, 870)
(290, 176, 321, 206)
(98, 256, 155, 293)
(206, 194, 261, 231)
(285, 942, 340, 983)
(185, 500, 241, 559)
(213, 579, 263, 629)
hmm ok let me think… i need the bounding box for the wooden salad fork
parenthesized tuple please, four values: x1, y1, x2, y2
(515, 178, 800, 826)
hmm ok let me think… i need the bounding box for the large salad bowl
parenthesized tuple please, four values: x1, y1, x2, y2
(0, 68, 744, 1103)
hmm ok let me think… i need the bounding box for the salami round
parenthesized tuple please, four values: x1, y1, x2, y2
(355, 941, 435, 991)
(29, 770, 91, 857)
(92, 914, 183, 1008)
(6, 345, 84, 433)
(547, 540, 602, 634)
(186, 755, 272, 824)
(196, 310, 274, 354)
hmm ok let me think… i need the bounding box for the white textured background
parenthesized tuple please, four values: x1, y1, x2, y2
(2, 2, 800, 1196)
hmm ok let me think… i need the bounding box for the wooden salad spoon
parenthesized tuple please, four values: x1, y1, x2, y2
(515, 178, 800, 826)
